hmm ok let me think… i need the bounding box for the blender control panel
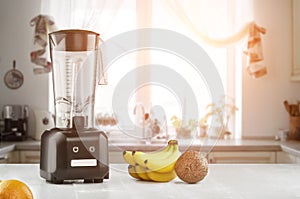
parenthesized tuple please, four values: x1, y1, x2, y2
(71, 159, 97, 167)
(67, 135, 100, 168)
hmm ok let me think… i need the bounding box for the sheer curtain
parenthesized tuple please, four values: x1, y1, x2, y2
(40, 0, 124, 40)
(160, 0, 254, 47)
(40, 0, 253, 46)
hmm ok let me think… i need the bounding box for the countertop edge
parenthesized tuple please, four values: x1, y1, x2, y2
(280, 144, 300, 157)
(1, 140, 299, 157)
(0, 144, 15, 156)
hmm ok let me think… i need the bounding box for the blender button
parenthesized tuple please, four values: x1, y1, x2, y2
(89, 146, 95, 152)
(73, 146, 79, 153)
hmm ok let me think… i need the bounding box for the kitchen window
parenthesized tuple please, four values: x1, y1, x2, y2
(43, 0, 253, 138)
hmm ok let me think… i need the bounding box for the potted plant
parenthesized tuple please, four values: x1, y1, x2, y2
(170, 116, 197, 139)
(200, 96, 238, 139)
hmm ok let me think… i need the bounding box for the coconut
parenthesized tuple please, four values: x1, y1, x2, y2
(174, 150, 208, 184)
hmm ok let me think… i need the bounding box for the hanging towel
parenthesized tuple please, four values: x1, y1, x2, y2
(244, 22, 267, 78)
(30, 15, 56, 74)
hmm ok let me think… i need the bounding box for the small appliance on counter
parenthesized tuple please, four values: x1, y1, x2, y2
(33, 110, 55, 140)
(1, 105, 28, 141)
(40, 30, 109, 184)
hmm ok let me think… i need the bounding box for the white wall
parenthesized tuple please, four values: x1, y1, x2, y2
(0, 0, 48, 135)
(0, 0, 49, 109)
(0, 0, 299, 138)
(242, 0, 300, 137)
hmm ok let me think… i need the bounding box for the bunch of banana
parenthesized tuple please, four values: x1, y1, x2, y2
(123, 140, 180, 182)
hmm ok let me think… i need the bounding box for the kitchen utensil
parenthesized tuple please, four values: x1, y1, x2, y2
(4, 60, 24, 89)
(283, 100, 300, 116)
(40, 30, 109, 184)
(290, 104, 300, 116)
(294, 127, 300, 140)
(283, 100, 290, 114)
(289, 116, 300, 140)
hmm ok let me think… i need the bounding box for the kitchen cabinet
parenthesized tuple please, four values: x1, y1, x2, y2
(3, 150, 126, 164)
(0, 154, 8, 163)
(0, 150, 40, 164)
(19, 151, 40, 163)
(109, 151, 125, 164)
(7, 150, 121, 164)
(1, 139, 300, 164)
(276, 151, 297, 163)
(9, 150, 300, 164)
(0, 151, 19, 163)
(7, 151, 20, 163)
(208, 151, 276, 164)
(277, 151, 300, 163)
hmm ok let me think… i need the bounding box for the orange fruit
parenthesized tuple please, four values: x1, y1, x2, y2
(0, 179, 33, 199)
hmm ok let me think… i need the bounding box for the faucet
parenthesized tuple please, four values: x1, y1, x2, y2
(133, 103, 145, 139)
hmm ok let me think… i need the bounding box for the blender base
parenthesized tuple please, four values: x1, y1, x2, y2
(40, 128, 109, 184)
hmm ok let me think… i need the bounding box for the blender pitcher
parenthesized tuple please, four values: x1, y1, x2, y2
(40, 30, 109, 184)
(49, 29, 101, 129)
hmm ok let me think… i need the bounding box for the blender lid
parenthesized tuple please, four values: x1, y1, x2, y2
(49, 29, 100, 51)
(50, 29, 100, 36)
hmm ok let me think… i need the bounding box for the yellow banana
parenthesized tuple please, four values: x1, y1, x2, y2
(123, 151, 144, 166)
(144, 142, 180, 172)
(133, 140, 177, 167)
(135, 165, 151, 181)
(123, 146, 168, 166)
(146, 170, 177, 182)
(128, 165, 177, 182)
(145, 140, 175, 158)
(124, 140, 180, 182)
(152, 161, 176, 173)
(132, 146, 171, 166)
(127, 165, 140, 180)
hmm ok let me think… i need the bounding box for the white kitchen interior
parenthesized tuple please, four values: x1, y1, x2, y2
(0, 0, 300, 198)
(0, 0, 299, 137)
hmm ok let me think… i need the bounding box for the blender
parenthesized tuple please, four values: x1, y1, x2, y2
(40, 30, 109, 184)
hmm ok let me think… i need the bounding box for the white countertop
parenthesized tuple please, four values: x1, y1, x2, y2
(1, 164, 300, 199)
